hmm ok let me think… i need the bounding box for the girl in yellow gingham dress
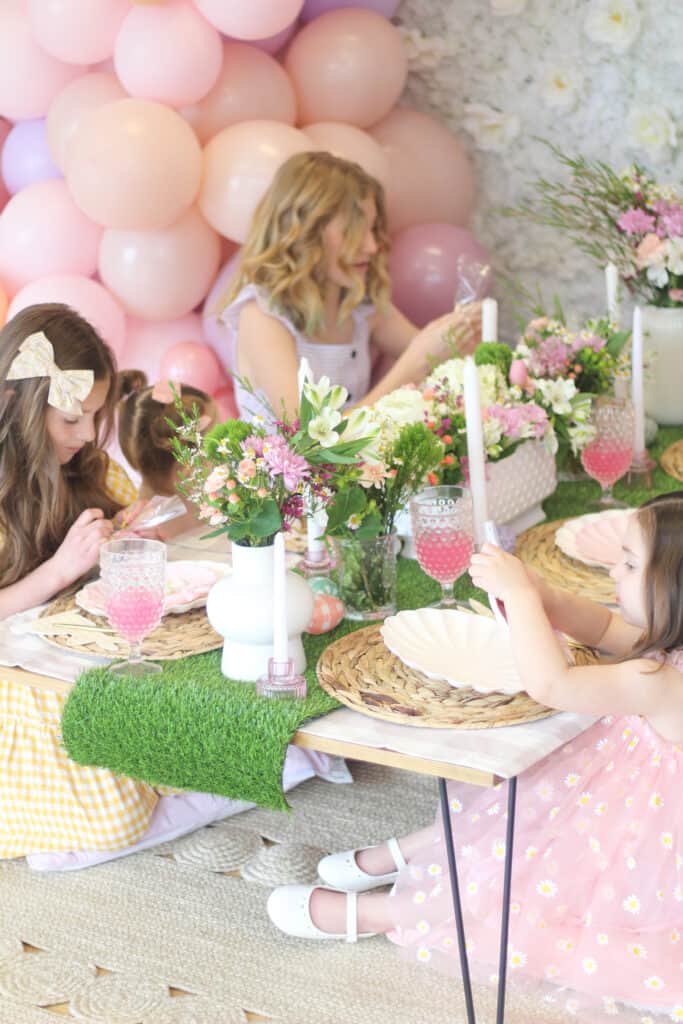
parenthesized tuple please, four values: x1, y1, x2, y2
(0, 305, 161, 860)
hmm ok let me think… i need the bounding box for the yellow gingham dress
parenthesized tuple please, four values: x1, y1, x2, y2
(0, 460, 159, 859)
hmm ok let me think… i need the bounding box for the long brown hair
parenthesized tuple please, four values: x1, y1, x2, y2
(221, 151, 391, 333)
(0, 303, 119, 586)
(629, 491, 683, 659)
(117, 371, 214, 495)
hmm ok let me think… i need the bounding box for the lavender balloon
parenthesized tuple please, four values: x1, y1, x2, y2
(1, 119, 61, 195)
(300, 0, 400, 23)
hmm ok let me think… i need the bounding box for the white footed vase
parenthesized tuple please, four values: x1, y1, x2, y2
(641, 305, 683, 425)
(206, 542, 314, 681)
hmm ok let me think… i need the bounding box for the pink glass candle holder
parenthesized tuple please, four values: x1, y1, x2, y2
(256, 658, 307, 700)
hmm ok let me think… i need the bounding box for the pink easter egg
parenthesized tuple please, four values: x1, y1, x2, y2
(306, 593, 345, 635)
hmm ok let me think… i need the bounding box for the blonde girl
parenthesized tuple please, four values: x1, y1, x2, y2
(268, 492, 683, 1022)
(219, 151, 481, 420)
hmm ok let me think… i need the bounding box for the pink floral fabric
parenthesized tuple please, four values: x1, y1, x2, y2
(387, 650, 683, 1021)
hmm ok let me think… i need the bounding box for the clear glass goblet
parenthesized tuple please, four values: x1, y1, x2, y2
(580, 397, 635, 509)
(100, 538, 166, 676)
(410, 486, 474, 609)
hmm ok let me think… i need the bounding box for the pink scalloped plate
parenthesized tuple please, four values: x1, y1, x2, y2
(574, 510, 633, 568)
(75, 561, 230, 618)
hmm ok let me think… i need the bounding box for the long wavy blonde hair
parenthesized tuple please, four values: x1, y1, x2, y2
(221, 151, 391, 333)
(0, 303, 120, 586)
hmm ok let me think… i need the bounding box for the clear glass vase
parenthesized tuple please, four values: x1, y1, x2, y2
(333, 534, 398, 621)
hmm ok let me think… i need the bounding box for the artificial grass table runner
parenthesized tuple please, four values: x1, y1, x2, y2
(61, 426, 683, 811)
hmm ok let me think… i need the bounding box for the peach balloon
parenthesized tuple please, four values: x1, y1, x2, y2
(159, 341, 225, 394)
(28, 0, 130, 66)
(47, 72, 127, 173)
(193, 0, 303, 40)
(120, 313, 204, 379)
(182, 43, 297, 145)
(0, 180, 102, 293)
(0, 2, 81, 121)
(303, 122, 389, 188)
(0, 284, 8, 327)
(9, 275, 126, 358)
(370, 108, 475, 233)
(213, 383, 239, 420)
(98, 207, 221, 321)
(114, 1, 223, 108)
(0, 120, 11, 215)
(199, 120, 310, 243)
(65, 99, 202, 230)
(284, 8, 406, 127)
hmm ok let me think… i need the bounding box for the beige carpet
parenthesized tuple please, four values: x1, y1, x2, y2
(0, 763, 647, 1024)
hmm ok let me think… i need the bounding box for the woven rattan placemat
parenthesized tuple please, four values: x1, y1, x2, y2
(660, 439, 683, 482)
(515, 519, 616, 604)
(37, 591, 222, 661)
(317, 624, 596, 729)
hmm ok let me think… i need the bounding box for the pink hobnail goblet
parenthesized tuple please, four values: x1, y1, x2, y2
(580, 397, 635, 509)
(410, 486, 474, 608)
(100, 538, 166, 675)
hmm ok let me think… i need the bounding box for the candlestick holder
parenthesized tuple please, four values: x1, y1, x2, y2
(256, 657, 307, 700)
(627, 449, 656, 489)
(301, 544, 332, 577)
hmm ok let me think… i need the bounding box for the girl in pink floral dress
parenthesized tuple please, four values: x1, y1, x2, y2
(268, 492, 683, 1022)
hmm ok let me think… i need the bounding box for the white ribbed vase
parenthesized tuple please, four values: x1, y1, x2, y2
(641, 306, 683, 425)
(206, 542, 314, 681)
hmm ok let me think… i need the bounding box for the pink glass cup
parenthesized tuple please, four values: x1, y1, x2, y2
(100, 538, 166, 676)
(580, 397, 634, 509)
(410, 486, 474, 608)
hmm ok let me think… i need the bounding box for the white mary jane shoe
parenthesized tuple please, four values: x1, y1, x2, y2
(317, 837, 406, 892)
(267, 885, 377, 943)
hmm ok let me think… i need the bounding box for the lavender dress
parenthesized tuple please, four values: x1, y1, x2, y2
(219, 284, 374, 422)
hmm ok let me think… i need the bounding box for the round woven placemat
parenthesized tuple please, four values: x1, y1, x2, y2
(660, 439, 683, 482)
(515, 519, 616, 604)
(38, 592, 222, 661)
(316, 624, 598, 729)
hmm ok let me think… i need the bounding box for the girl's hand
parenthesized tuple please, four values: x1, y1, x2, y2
(469, 544, 532, 601)
(412, 302, 482, 363)
(113, 499, 148, 531)
(51, 508, 114, 586)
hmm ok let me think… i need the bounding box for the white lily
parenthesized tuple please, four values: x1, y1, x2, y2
(308, 407, 343, 447)
(304, 375, 347, 412)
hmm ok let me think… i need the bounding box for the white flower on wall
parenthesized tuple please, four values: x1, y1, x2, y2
(490, 0, 528, 14)
(399, 28, 453, 71)
(628, 105, 677, 156)
(463, 103, 520, 152)
(584, 0, 641, 54)
(541, 64, 584, 109)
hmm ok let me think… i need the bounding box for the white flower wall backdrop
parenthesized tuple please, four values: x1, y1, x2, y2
(395, 0, 683, 336)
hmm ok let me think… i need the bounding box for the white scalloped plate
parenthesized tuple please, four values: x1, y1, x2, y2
(75, 560, 230, 618)
(555, 510, 632, 569)
(380, 608, 524, 695)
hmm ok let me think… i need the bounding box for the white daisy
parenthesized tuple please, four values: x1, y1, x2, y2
(492, 840, 506, 860)
(536, 879, 558, 898)
(450, 797, 463, 813)
(416, 920, 430, 935)
(595, 801, 608, 816)
(582, 957, 598, 974)
(413, 891, 427, 905)
(628, 942, 648, 958)
(525, 846, 539, 860)
(509, 949, 527, 968)
(564, 773, 580, 788)
(649, 792, 664, 810)
(416, 946, 431, 963)
(589, 837, 601, 852)
(427, 863, 442, 877)
(623, 894, 641, 914)
(661, 832, 674, 849)
(597, 932, 609, 945)
(644, 975, 664, 990)
(467, 881, 479, 895)
(577, 792, 592, 807)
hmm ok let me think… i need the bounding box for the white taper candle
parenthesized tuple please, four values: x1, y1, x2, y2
(481, 298, 498, 342)
(631, 306, 645, 456)
(463, 356, 489, 548)
(272, 531, 289, 663)
(605, 263, 620, 327)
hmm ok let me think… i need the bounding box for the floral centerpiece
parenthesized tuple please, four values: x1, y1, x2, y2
(510, 146, 683, 307)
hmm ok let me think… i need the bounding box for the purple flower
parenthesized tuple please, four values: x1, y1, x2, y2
(242, 434, 264, 457)
(264, 445, 311, 490)
(487, 403, 548, 440)
(653, 201, 683, 239)
(528, 336, 571, 378)
(570, 334, 606, 354)
(617, 207, 656, 235)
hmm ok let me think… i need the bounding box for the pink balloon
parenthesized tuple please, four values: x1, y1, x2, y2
(159, 340, 225, 394)
(225, 21, 298, 55)
(389, 223, 492, 328)
(47, 72, 127, 173)
(120, 313, 204, 379)
(193, 0, 303, 40)
(0, 120, 10, 216)
(0, 3, 81, 121)
(213, 384, 239, 420)
(303, 122, 388, 188)
(28, 0, 130, 66)
(9, 274, 126, 358)
(201, 251, 242, 362)
(1, 119, 61, 195)
(98, 206, 221, 321)
(0, 181, 102, 293)
(284, 8, 406, 127)
(370, 109, 475, 234)
(182, 42, 297, 145)
(199, 120, 310, 242)
(65, 99, 202, 230)
(114, 2, 223, 108)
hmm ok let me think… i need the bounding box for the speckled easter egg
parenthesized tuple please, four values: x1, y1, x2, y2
(307, 575, 340, 597)
(307, 593, 345, 634)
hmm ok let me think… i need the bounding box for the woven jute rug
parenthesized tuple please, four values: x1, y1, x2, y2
(0, 763, 647, 1024)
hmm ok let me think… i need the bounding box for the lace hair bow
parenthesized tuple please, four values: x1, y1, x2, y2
(6, 331, 94, 415)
